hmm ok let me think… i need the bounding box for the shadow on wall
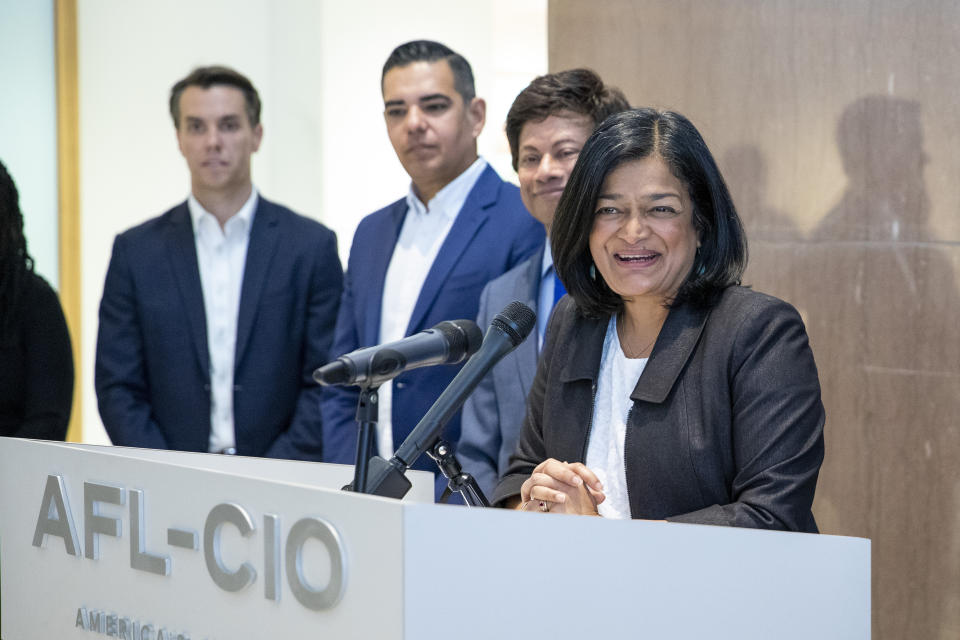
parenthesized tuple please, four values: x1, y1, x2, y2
(722, 144, 802, 313)
(723, 144, 800, 243)
(806, 95, 960, 639)
(814, 96, 930, 242)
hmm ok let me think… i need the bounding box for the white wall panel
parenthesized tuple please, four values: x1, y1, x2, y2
(0, 0, 59, 287)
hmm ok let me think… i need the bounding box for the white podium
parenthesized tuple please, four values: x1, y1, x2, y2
(0, 437, 869, 639)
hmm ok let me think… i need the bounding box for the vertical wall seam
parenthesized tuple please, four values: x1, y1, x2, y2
(55, 0, 82, 443)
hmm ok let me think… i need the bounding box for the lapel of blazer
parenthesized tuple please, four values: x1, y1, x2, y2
(166, 202, 210, 375)
(513, 245, 544, 392)
(555, 298, 710, 403)
(554, 299, 607, 462)
(235, 197, 281, 366)
(364, 200, 407, 344)
(405, 166, 498, 334)
(559, 301, 608, 384)
(630, 302, 710, 403)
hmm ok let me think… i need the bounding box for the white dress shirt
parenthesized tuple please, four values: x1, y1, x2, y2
(376, 157, 488, 457)
(585, 315, 648, 518)
(188, 189, 258, 453)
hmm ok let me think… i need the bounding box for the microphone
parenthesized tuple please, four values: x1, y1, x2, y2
(314, 319, 483, 387)
(363, 301, 537, 498)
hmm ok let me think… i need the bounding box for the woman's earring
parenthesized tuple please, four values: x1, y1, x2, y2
(589, 263, 596, 280)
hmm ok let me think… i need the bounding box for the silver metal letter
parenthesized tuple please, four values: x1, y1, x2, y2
(90, 610, 104, 633)
(166, 528, 198, 550)
(32, 474, 81, 556)
(76, 607, 88, 629)
(285, 517, 347, 610)
(129, 489, 170, 575)
(265, 514, 280, 601)
(84, 481, 125, 560)
(203, 503, 257, 592)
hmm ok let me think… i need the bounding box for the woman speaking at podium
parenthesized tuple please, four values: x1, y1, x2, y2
(491, 109, 824, 532)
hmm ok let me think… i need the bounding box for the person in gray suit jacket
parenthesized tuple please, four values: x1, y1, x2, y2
(456, 70, 629, 497)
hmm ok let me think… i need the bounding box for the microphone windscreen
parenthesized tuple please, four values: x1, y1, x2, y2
(491, 301, 536, 346)
(433, 319, 483, 363)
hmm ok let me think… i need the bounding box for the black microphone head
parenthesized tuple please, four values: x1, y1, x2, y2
(433, 319, 483, 363)
(492, 301, 536, 347)
(313, 359, 351, 386)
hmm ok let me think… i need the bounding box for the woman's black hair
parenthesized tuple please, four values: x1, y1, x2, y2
(551, 108, 747, 318)
(0, 159, 34, 339)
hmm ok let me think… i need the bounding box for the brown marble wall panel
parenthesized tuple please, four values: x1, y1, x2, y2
(550, 1, 960, 637)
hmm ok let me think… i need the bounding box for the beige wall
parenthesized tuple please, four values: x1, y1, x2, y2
(549, 0, 960, 637)
(76, 0, 546, 446)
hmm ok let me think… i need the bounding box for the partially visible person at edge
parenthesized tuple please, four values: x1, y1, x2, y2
(456, 69, 629, 498)
(492, 108, 825, 531)
(0, 158, 74, 440)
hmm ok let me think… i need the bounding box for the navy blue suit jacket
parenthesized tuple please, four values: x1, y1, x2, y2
(321, 165, 543, 497)
(95, 196, 343, 460)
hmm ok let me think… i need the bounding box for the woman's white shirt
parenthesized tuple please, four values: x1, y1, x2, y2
(585, 315, 648, 519)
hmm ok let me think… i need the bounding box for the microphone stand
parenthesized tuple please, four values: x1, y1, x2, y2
(363, 327, 526, 502)
(349, 386, 380, 493)
(428, 440, 490, 507)
(361, 301, 536, 504)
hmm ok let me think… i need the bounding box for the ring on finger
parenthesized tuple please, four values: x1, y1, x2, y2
(539, 500, 550, 513)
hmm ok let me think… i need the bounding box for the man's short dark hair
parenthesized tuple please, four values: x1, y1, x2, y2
(552, 108, 748, 317)
(169, 65, 261, 129)
(505, 69, 630, 171)
(381, 40, 476, 103)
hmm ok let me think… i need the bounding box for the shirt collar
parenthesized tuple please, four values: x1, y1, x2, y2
(405, 157, 487, 220)
(188, 187, 259, 237)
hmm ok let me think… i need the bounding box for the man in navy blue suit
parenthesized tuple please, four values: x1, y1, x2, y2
(96, 66, 343, 460)
(321, 41, 543, 498)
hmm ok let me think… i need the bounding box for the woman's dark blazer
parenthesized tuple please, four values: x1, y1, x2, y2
(492, 286, 825, 532)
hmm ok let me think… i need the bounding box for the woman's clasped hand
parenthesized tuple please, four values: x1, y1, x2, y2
(519, 458, 605, 515)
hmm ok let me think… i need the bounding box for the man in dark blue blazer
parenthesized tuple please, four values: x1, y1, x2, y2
(321, 41, 543, 498)
(96, 66, 343, 460)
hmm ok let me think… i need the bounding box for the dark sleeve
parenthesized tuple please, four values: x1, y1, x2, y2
(320, 249, 364, 464)
(265, 227, 344, 460)
(668, 300, 825, 531)
(95, 234, 169, 449)
(455, 280, 502, 497)
(14, 276, 74, 440)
